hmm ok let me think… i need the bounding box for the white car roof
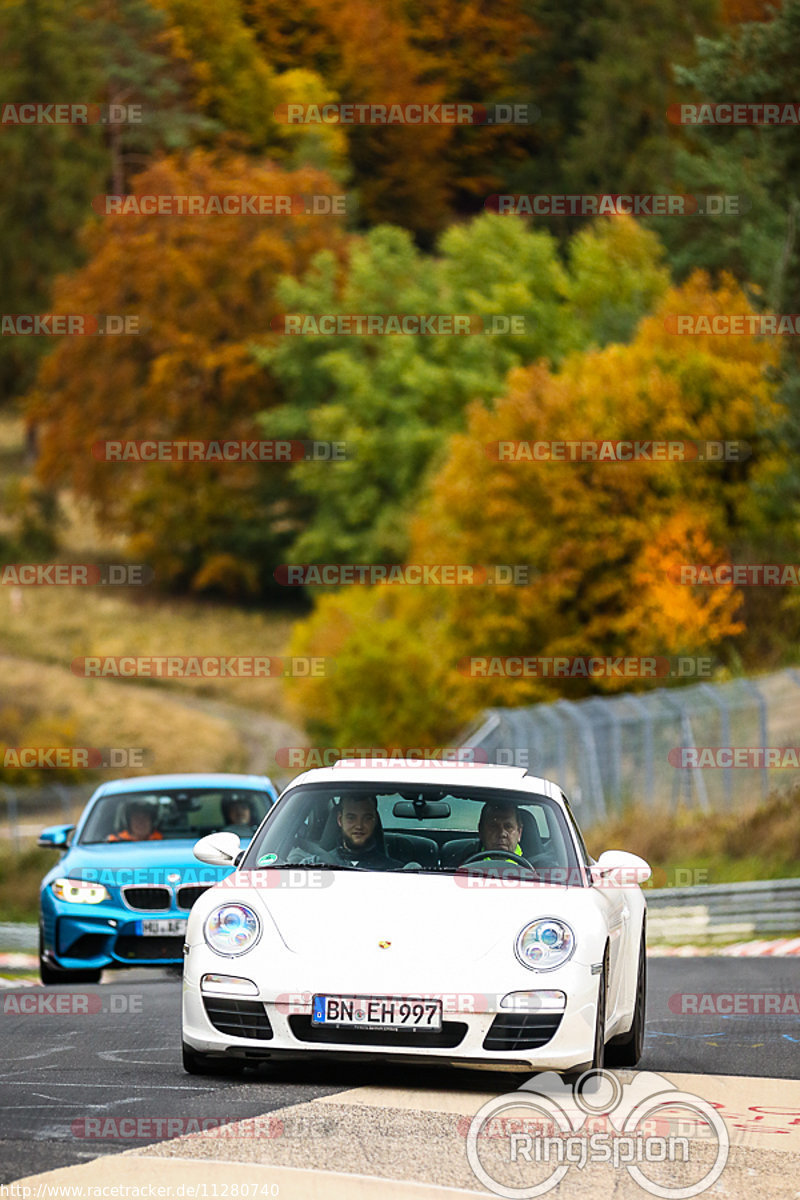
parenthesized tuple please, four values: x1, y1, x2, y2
(283, 759, 565, 804)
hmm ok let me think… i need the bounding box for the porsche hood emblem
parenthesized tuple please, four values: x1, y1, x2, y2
(378, 940, 391, 949)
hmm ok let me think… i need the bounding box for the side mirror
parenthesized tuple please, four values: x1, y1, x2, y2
(193, 831, 242, 866)
(591, 850, 651, 886)
(37, 824, 75, 849)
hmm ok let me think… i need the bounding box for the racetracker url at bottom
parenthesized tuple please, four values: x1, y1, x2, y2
(0, 1187, 279, 1198)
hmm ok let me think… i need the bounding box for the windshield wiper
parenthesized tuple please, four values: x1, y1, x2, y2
(246, 860, 363, 871)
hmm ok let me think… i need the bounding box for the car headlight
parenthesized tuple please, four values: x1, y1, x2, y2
(52, 878, 110, 904)
(204, 904, 261, 956)
(515, 918, 575, 971)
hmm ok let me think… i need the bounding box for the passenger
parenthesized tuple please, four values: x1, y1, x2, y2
(332, 794, 401, 869)
(222, 796, 257, 827)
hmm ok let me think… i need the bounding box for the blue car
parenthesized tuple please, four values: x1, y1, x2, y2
(38, 772, 278, 984)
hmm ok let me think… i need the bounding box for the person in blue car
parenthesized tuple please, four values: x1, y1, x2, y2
(107, 799, 163, 842)
(332, 794, 401, 869)
(222, 796, 257, 828)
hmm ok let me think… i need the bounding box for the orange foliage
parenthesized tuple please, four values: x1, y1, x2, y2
(287, 271, 781, 743)
(25, 150, 349, 591)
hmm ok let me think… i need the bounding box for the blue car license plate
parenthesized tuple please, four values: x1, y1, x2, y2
(136, 918, 187, 936)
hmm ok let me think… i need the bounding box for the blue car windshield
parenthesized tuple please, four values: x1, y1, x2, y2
(79, 788, 273, 844)
(241, 782, 585, 882)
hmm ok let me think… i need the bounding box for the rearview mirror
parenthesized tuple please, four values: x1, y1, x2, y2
(193, 831, 241, 866)
(392, 799, 451, 820)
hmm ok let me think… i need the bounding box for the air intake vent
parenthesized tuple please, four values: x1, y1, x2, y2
(483, 1012, 563, 1051)
(203, 998, 273, 1040)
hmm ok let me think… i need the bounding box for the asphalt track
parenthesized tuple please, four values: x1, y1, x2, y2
(1, 958, 798, 1192)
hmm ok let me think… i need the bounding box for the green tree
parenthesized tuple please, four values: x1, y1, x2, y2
(285, 273, 783, 747)
(255, 214, 670, 566)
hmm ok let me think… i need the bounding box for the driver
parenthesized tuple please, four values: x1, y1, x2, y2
(107, 799, 163, 842)
(475, 801, 523, 859)
(222, 796, 257, 827)
(332, 794, 400, 869)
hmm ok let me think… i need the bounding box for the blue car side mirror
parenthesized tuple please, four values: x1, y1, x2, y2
(37, 824, 75, 849)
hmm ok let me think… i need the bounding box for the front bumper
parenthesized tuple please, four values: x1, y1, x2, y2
(41, 894, 210, 970)
(182, 951, 601, 1072)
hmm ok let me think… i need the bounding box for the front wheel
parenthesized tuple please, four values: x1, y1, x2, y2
(606, 924, 646, 1068)
(182, 1041, 246, 1076)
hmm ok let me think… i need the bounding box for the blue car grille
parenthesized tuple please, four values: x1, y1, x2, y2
(122, 886, 171, 911)
(177, 884, 212, 910)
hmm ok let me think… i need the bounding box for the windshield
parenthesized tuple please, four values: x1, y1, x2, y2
(240, 781, 584, 883)
(79, 788, 273, 844)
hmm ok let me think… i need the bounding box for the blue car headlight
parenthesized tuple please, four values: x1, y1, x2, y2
(204, 904, 261, 956)
(52, 878, 110, 904)
(515, 918, 575, 971)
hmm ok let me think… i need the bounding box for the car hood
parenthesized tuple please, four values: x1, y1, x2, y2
(213, 869, 606, 969)
(55, 840, 233, 887)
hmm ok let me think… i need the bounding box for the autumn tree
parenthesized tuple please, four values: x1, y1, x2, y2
(25, 151, 348, 595)
(284, 271, 781, 746)
(256, 214, 670, 566)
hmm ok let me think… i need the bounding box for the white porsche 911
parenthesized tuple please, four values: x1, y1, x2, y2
(181, 762, 650, 1075)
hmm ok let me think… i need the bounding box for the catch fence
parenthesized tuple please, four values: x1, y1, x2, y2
(460, 669, 800, 827)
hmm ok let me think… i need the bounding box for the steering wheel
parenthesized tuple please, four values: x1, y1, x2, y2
(460, 849, 538, 872)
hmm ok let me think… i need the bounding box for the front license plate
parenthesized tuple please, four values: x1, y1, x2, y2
(137, 918, 187, 936)
(312, 995, 442, 1030)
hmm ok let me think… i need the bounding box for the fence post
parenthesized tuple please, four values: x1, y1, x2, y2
(554, 700, 607, 824)
(5, 787, 20, 853)
(741, 678, 770, 801)
(698, 682, 732, 809)
(625, 694, 655, 808)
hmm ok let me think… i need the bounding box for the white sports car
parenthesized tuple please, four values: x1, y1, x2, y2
(181, 762, 649, 1075)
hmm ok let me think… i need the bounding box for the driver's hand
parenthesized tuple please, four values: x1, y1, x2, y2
(287, 846, 317, 864)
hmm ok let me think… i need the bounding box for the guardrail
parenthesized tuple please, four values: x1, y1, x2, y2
(646, 878, 800, 944)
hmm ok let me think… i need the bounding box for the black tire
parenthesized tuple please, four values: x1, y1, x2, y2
(591, 946, 609, 1070)
(606, 924, 646, 1068)
(182, 1041, 246, 1076)
(39, 930, 102, 985)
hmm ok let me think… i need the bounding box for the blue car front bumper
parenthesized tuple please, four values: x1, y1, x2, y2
(40, 890, 208, 970)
